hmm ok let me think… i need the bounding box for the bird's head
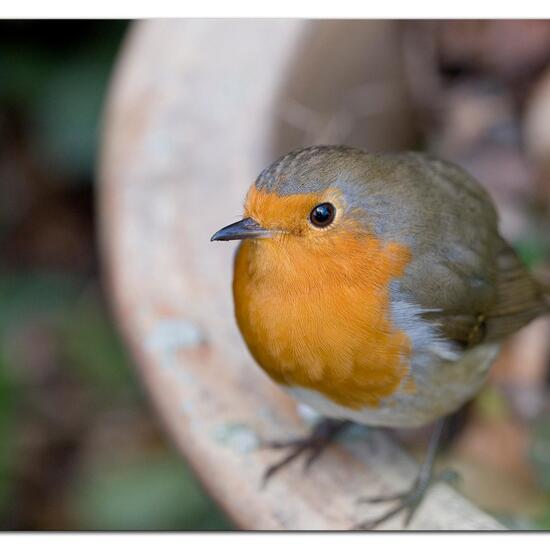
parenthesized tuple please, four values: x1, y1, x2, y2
(211, 146, 377, 249)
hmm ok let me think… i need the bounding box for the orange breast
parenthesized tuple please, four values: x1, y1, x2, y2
(233, 229, 413, 410)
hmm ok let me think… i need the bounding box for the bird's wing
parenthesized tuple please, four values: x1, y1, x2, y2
(380, 154, 548, 348)
(419, 237, 547, 347)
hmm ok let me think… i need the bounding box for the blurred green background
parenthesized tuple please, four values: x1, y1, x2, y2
(0, 20, 230, 530)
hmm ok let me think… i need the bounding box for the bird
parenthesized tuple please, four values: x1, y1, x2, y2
(211, 145, 549, 529)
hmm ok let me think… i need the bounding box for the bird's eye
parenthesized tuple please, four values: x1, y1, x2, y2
(309, 203, 336, 228)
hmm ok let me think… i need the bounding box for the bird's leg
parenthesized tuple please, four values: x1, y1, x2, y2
(355, 417, 452, 530)
(261, 418, 351, 486)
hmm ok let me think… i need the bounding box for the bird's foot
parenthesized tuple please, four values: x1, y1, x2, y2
(261, 418, 350, 487)
(354, 468, 460, 530)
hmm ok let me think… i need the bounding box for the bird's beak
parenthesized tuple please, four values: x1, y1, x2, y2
(210, 217, 272, 242)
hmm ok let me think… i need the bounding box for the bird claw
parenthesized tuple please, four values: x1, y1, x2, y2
(261, 444, 307, 487)
(356, 491, 408, 505)
(356, 467, 460, 504)
(354, 418, 457, 529)
(354, 482, 426, 530)
(354, 467, 460, 529)
(260, 419, 350, 488)
(260, 437, 305, 450)
(354, 470, 460, 531)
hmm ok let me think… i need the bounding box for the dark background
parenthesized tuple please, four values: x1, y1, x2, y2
(0, 20, 229, 530)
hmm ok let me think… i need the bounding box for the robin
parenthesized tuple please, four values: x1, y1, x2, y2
(211, 145, 549, 529)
